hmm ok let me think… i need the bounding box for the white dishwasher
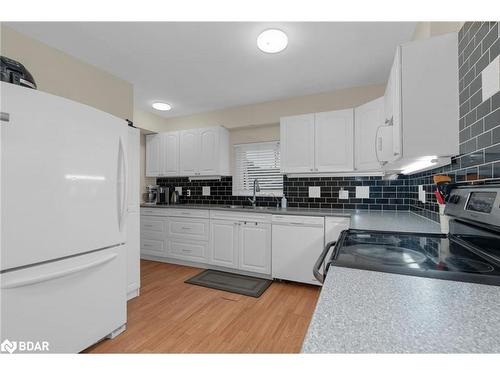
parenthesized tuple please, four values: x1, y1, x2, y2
(272, 215, 325, 286)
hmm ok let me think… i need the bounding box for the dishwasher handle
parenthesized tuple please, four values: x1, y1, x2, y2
(313, 241, 336, 284)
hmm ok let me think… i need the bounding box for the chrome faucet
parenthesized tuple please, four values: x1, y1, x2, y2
(248, 179, 260, 207)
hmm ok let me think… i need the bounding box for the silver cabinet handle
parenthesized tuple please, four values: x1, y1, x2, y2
(181, 227, 191, 230)
(144, 224, 153, 228)
(181, 249, 192, 253)
(0, 112, 10, 122)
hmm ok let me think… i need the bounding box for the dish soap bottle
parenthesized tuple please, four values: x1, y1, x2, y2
(281, 195, 287, 209)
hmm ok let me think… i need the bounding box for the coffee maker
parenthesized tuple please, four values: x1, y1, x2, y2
(143, 185, 159, 205)
(157, 186, 168, 205)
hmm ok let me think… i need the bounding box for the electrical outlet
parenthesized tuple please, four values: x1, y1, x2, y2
(339, 188, 349, 200)
(202, 186, 210, 196)
(418, 185, 426, 203)
(175, 186, 182, 196)
(355, 186, 370, 199)
(308, 186, 321, 198)
(186, 189, 191, 197)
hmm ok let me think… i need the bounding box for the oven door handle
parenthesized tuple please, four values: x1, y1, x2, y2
(313, 241, 337, 284)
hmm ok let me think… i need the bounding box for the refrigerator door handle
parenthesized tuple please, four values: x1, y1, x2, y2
(117, 137, 127, 231)
(1, 253, 118, 289)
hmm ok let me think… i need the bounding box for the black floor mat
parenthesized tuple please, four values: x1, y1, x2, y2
(185, 269, 272, 298)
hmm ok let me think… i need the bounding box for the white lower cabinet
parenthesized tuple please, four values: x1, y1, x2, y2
(140, 208, 349, 282)
(209, 219, 239, 268)
(238, 222, 271, 274)
(140, 215, 168, 257)
(169, 238, 208, 263)
(209, 211, 272, 275)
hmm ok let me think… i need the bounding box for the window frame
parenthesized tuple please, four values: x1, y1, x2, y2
(232, 141, 283, 197)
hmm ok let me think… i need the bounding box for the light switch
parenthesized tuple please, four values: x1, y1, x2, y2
(308, 186, 321, 198)
(355, 186, 370, 199)
(482, 56, 500, 101)
(202, 186, 210, 196)
(175, 186, 182, 196)
(339, 188, 349, 200)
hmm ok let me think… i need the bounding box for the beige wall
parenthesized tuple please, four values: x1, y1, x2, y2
(140, 84, 385, 132)
(0, 25, 133, 120)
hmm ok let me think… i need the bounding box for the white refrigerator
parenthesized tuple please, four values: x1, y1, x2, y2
(0, 82, 128, 353)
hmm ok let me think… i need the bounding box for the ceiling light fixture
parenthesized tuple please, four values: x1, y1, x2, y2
(257, 29, 288, 53)
(152, 102, 171, 111)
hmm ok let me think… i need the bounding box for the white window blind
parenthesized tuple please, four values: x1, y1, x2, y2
(233, 141, 283, 196)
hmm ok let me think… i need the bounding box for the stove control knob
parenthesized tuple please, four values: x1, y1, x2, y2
(449, 195, 460, 204)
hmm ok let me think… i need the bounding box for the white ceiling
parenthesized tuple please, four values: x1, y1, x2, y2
(6, 22, 416, 118)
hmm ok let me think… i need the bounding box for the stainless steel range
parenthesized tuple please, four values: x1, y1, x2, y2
(314, 184, 500, 286)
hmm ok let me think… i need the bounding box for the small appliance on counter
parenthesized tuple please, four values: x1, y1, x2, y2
(157, 186, 168, 205)
(1, 56, 37, 89)
(314, 184, 500, 286)
(143, 185, 159, 205)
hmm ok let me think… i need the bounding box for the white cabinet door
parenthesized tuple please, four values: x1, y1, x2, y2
(145, 134, 160, 177)
(314, 109, 354, 172)
(384, 48, 402, 160)
(198, 128, 220, 175)
(209, 220, 238, 269)
(280, 114, 315, 173)
(179, 129, 199, 176)
(238, 222, 271, 274)
(161, 132, 179, 176)
(354, 97, 384, 171)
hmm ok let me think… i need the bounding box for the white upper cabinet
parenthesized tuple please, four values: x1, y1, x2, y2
(354, 97, 384, 171)
(161, 132, 179, 176)
(179, 129, 199, 176)
(198, 127, 220, 175)
(383, 33, 459, 170)
(145, 134, 161, 177)
(280, 114, 315, 173)
(280, 110, 354, 174)
(147, 126, 229, 177)
(315, 109, 354, 172)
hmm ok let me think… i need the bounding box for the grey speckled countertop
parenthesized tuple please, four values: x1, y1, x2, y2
(140, 204, 441, 234)
(302, 267, 500, 353)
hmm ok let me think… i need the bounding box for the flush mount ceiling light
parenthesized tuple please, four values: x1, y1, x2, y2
(257, 29, 288, 53)
(152, 102, 171, 111)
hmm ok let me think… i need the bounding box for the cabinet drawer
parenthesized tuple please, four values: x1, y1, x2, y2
(168, 218, 209, 241)
(140, 207, 169, 216)
(140, 238, 166, 256)
(140, 217, 166, 233)
(166, 208, 209, 218)
(169, 239, 208, 262)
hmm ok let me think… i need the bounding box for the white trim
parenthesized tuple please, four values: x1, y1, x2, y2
(188, 175, 222, 181)
(286, 171, 385, 178)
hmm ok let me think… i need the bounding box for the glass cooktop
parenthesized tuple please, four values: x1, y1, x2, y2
(331, 230, 500, 286)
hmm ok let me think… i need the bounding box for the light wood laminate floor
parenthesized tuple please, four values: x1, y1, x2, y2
(85, 260, 320, 353)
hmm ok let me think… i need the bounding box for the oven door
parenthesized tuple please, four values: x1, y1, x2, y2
(313, 230, 348, 284)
